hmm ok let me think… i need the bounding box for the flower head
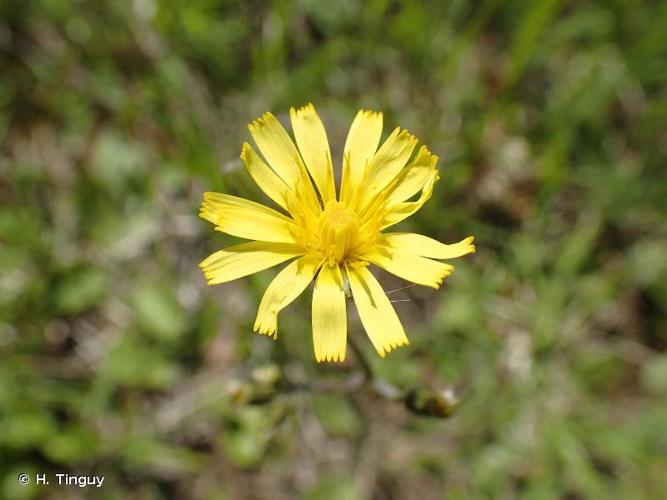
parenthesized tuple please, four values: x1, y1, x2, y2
(199, 104, 475, 362)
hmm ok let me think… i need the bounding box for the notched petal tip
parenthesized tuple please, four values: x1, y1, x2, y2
(432, 265, 455, 289)
(315, 351, 346, 363)
(202, 274, 222, 286)
(387, 126, 402, 139)
(313, 340, 347, 363)
(199, 264, 219, 285)
(239, 141, 251, 160)
(253, 323, 277, 338)
(463, 236, 476, 254)
(252, 312, 278, 336)
(197, 209, 211, 223)
(375, 336, 409, 358)
(390, 128, 418, 148)
(357, 108, 381, 118)
(247, 112, 275, 132)
(292, 102, 316, 116)
(198, 259, 220, 284)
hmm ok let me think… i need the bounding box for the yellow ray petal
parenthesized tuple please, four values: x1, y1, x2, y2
(386, 146, 439, 205)
(240, 142, 289, 210)
(248, 112, 323, 215)
(290, 103, 335, 203)
(346, 265, 409, 357)
(199, 241, 303, 285)
(199, 192, 297, 243)
(312, 265, 347, 362)
(359, 127, 418, 208)
(381, 171, 438, 229)
(247, 112, 304, 185)
(253, 256, 321, 337)
(342, 109, 383, 201)
(339, 153, 353, 204)
(380, 234, 476, 260)
(364, 247, 454, 289)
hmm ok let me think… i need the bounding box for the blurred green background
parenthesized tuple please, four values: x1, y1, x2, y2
(1, 0, 666, 498)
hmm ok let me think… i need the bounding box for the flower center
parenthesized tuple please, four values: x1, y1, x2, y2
(318, 200, 359, 266)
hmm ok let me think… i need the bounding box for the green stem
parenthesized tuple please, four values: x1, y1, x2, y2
(348, 333, 374, 382)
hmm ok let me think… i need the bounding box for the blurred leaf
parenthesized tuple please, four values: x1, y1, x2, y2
(53, 266, 108, 315)
(121, 438, 204, 475)
(505, 0, 562, 86)
(641, 355, 667, 397)
(553, 215, 601, 276)
(2, 466, 41, 500)
(303, 474, 361, 500)
(628, 239, 667, 288)
(89, 130, 148, 193)
(1, 411, 54, 450)
(312, 394, 361, 437)
(42, 424, 100, 464)
(101, 335, 181, 389)
(132, 281, 188, 342)
(219, 407, 268, 469)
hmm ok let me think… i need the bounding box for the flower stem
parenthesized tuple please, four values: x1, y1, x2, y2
(348, 333, 374, 382)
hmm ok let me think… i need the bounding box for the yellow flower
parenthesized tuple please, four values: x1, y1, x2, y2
(199, 104, 475, 362)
